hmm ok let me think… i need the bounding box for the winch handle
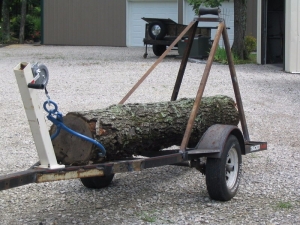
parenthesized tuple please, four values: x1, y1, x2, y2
(198, 7, 220, 17)
(28, 83, 45, 89)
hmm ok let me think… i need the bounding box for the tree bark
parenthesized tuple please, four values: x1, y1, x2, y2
(231, 0, 248, 59)
(19, 0, 27, 44)
(51, 95, 239, 165)
(1, 0, 10, 43)
(0, 0, 3, 21)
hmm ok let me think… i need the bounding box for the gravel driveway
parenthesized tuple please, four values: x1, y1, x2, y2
(0, 44, 299, 225)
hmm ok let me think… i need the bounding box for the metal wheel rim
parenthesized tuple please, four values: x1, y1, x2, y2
(151, 25, 161, 36)
(225, 145, 239, 189)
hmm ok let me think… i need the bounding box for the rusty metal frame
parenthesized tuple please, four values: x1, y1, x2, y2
(119, 20, 196, 104)
(0, 11, 267, 191)
(0, 152, 185, 190)
(121, 15, 251, 149)
(178, 18, 251, 152)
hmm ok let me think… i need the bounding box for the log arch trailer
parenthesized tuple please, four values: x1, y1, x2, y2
(0, 8, 267, 201)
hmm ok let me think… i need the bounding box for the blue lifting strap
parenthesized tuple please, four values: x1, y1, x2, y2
(43, 100, 106, 157)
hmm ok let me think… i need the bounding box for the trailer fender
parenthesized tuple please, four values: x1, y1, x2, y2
(195, 124, 245, 158)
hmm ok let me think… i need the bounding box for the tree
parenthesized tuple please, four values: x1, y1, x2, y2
(19, 0, 27, 44)
(231, 0, 247, 59)
(1, 0, 41, 44)
(0, 0, 3, 20)
(187, 0, 248, 59)
(1, 0, 10, 43)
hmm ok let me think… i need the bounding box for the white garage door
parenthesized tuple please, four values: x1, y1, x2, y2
(184, 0, 234, 46)
(127, 0, 178, 46)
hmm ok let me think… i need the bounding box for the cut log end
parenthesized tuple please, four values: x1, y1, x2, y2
(50, 114, 94, 165)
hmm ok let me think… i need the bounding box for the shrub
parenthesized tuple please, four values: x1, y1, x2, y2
(245, 35, 257, 54)
(213, 46, 256, 64)
(11, 14, 41, 40)
(32, 16, 41, 32)
(214, 46, 228, 64)
(31, 6, 41, 18)
(11, 15, 37, 40)
(187, 0, 223, 14)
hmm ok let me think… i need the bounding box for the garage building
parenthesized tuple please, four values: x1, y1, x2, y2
(257, 0, 300, 73)
(42, 0, 255, 48)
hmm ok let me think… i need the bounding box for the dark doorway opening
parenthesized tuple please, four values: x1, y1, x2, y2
(261, 0, 285, 65)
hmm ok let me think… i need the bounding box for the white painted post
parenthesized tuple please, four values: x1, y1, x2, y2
(256, 0, 262, 65)
(14, 62, 65, 169)
(285, 0, 300, 73)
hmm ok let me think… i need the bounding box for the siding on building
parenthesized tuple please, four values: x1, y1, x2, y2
(42, 0, 257, 47)
(42, 0, 126, 46)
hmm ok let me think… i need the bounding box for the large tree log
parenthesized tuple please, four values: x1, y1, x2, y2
(50, 95, 239, 165)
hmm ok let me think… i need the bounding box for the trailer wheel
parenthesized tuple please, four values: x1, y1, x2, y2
(80, 174, 114, 189)
(205, 135, 242, 201)
(148, 21, 166, 40)
(152, 45, 166, 56)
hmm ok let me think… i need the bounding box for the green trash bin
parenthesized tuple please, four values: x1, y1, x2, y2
(178, 36, 211, 59)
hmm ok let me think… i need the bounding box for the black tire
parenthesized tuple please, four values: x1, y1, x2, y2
(152, 45, 166, 56)
(205, 135, 242, 201)
(80, 174, 114, 189)
(148, 21, 166, 40)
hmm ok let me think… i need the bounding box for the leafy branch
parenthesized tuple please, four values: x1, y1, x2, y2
(187, 0, 226, 14)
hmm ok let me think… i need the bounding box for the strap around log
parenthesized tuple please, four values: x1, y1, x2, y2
(198, 7, 220, 17)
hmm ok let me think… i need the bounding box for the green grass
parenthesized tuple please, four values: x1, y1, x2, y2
(248, 153, 259, 158)
(213, 46, 229, 64)
(213, 46, 257, 65)
(138, 210, 175, 224)
(141, 212, 156, 223)
(276, 201, 292, 209)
